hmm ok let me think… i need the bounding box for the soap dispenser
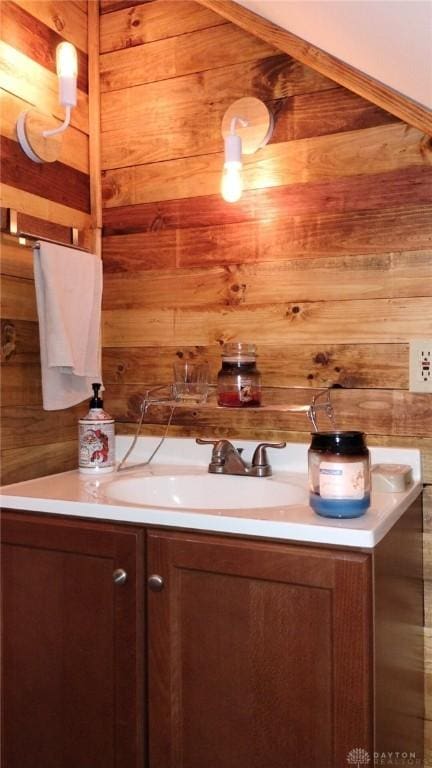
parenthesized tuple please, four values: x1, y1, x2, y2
(79, 383, 115, 474)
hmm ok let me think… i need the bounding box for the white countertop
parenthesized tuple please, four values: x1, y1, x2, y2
(0, 437, 423, 549)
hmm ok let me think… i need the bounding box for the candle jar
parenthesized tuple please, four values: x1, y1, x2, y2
(308, 431, 370, 518)
(217, 342, 261, 407)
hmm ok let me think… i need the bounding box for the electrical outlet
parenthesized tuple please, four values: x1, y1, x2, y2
(409, 339, 432, 393)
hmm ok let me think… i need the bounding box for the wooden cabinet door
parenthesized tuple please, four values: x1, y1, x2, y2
(147, 530, 373, 768)
(1, 511, 145, 768)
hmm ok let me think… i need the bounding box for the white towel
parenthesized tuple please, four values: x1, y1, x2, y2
(33, 241, 103, 410)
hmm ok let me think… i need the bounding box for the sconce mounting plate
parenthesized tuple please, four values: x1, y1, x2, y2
(16, 109, 62, 163)
(221, 97, 273, 155)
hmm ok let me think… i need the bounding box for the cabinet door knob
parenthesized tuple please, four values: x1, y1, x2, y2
(113, 568, 128, 585)
(148, 574, 164, 592)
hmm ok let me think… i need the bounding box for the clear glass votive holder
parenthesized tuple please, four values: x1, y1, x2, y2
(172, 361, 210, 403)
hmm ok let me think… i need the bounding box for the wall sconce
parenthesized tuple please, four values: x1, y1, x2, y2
(16, 42, 78, 163)
(221, 97, 273, 203)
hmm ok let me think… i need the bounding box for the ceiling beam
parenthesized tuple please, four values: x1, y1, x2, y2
(196, 0, 432, 136)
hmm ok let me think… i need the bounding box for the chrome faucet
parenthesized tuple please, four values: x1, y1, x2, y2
(196, 438, 286, 478)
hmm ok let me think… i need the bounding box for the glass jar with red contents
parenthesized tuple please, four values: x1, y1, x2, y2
(217, 342, 261, 407)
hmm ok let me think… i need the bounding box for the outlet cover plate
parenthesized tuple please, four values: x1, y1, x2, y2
(409, 339, 432, 393)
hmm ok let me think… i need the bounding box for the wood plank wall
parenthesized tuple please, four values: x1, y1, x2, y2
(99, 0, 432, 758)
(0, 0, 91, 484)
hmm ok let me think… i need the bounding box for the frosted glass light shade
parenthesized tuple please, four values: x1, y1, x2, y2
(221, 162, 243, 203)
(56, 42, 77, 107)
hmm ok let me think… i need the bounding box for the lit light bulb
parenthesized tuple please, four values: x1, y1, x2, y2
(221, 161, 242, 203)
(221, 119, 246, 204)
(56, 42, 77, 78)
(56, 42, 77, 107)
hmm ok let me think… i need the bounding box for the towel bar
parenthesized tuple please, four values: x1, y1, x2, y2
(2, 208, 90, 252)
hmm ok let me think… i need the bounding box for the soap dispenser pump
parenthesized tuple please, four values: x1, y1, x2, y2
(79, 383, 115, 474)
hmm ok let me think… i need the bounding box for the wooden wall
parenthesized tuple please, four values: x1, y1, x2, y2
(100, 0, 431, 450)
(99, 0, 432, 759)
(0, 0, 92, 484)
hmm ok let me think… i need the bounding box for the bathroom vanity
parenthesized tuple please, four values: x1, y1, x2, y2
(1, 438, 424, 768)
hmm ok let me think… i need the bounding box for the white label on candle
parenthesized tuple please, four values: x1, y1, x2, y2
(319, 461, 365, 499)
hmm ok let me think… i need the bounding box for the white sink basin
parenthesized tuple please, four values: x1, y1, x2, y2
(105, 473, 308, 510)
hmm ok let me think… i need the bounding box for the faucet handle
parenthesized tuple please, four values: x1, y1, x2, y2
(196, 438, 219, 446)
(252, 442, 286, 468)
